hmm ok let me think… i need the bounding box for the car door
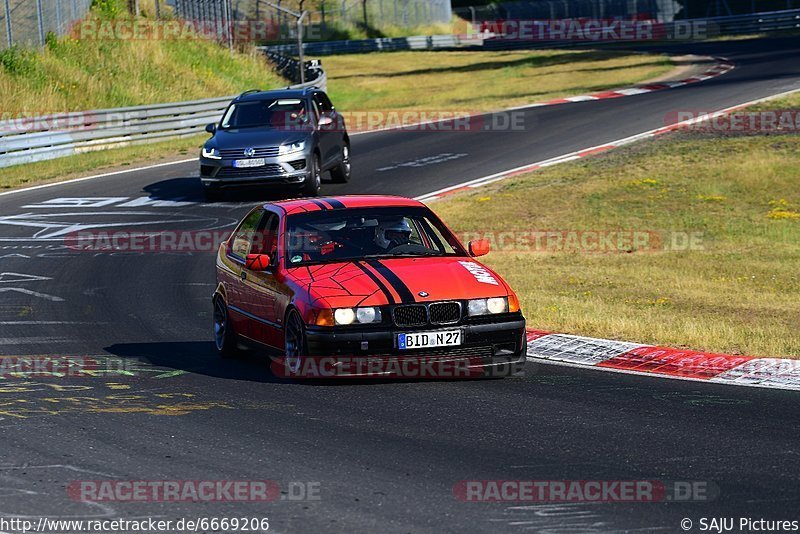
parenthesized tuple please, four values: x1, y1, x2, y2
(225, 208, 265, 340)
(312, 93, 337, 168)
(240, 211, 283, 349)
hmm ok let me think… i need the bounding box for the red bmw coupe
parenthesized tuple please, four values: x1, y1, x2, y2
(213, 195, 526, 378)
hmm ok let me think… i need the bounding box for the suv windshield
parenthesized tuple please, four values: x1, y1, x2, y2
(285, 207, 466, 267)
(220, 98, 309, 130)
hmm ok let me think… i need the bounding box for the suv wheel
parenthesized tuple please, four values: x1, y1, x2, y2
(302, 155, 322, 197)
(329, 143, 351, 183)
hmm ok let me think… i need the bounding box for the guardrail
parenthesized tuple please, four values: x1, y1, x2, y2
(0, 53, 326, 169)
(264, 34, 462, 56)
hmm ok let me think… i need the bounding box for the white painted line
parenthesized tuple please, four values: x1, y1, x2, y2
(614, 87, 652, 96)
(0, 288, 64, 301)
(564, 95, 600, 102)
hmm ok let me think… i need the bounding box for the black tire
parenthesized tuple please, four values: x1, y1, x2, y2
(329, 143, 351, 184)
(204, 185, 223, 202)
(302, 155, 322, 197)
(284, 309, 307, 376)
(213, 297, 242, 359)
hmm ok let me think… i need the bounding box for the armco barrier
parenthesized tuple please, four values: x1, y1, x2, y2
(0, 53, 326, 169)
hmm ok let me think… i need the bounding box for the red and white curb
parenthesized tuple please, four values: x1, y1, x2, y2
(526, 330, 800, 391)
(520, 57, 734, 108)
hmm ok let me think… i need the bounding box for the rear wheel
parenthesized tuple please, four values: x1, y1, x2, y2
(302, 155, 322, 197)
(284, 309, 307, 375)
(329, 143, 351, 183)
(213, 297, 241, 359)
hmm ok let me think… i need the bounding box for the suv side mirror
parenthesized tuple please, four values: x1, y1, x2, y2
(468, 239, 490, 257)
(318, 116, 334, 127)
(245, 253, 271, 271)
(205, 123, 217, 134)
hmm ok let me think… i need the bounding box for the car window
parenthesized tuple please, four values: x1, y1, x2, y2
(285, 207, 465, 267)
(221, 99, 308, 129)
(314, 93, 333, 114)
(230, 210, 263, 260)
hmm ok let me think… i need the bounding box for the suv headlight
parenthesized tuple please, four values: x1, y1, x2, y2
(279, 140, 306, 156)
(202, 147, 221, 160)
(467, 297, 508, 316)
(334, 307, 382, 325)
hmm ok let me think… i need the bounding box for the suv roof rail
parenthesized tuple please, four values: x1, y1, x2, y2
(237, 89, 262, 98)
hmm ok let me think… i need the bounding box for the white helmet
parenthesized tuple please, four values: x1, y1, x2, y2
(375, 218, 412, 249)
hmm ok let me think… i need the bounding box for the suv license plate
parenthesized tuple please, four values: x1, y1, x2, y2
(233, 158, 266, 168)
(398, 330, 462, 350)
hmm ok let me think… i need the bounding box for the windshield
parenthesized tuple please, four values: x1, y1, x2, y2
(285, 207, 465, 267)
(220, 98, 309, 130)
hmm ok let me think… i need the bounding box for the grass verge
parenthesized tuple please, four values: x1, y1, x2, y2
(324, 49, 673, 112)
(434, 115, 800, 358)
(1, 47, 673, 192)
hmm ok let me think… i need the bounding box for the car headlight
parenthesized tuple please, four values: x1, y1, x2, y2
(202, 147, 221, 160)
(467, 297, 508, 316)
(279, 140, 306, 156)
(334, 307, 382, 325)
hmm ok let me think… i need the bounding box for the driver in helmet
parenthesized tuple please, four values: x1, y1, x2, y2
(374, 218, 413, 251)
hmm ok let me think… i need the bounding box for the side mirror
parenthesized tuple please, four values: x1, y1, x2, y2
(468, 239, 490, 257)
(245, 253, 271, 271)
(205, 123, 217, 134)
(318, 116, 334, 127)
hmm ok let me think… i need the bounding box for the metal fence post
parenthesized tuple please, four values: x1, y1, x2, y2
(56, 0, 63, 35)
(36, 0, 45, 45)
(3, 0, 12, 48)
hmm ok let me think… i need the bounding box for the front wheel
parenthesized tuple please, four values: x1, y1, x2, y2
(213, 297, 242, 359)
(302, 155, 321, 197)
(329, 144, 351, 183)
(284, 309, 307, 375)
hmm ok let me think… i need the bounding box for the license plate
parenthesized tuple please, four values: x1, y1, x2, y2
(233, 158, 266, 168)
(398, 330, 462, 350)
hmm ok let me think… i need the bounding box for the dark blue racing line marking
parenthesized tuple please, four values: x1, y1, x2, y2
(320, 198, 346, 210)
(365, 259, 416, 303)
(309, 199, 329, 210)
(355, 262, 396, 305)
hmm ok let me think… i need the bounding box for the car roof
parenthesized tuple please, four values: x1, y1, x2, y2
(235, 88, 317, 102)
(265, 195, 426, 215)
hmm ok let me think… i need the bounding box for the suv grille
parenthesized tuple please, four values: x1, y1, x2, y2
(216, 165, 284, 178)
(393, 305, 427, 327)
(429, 302, 461, 324)
(219, 147, 280, 159)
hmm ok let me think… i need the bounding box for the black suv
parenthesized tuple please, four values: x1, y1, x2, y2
(200, 87, 351, 200)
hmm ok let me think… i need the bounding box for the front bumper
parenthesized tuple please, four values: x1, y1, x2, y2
(200, 152, 310, 187)
(302, 317, 527, 377)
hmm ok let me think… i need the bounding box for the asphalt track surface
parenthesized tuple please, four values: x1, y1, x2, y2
(0, 38, 799, 533)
